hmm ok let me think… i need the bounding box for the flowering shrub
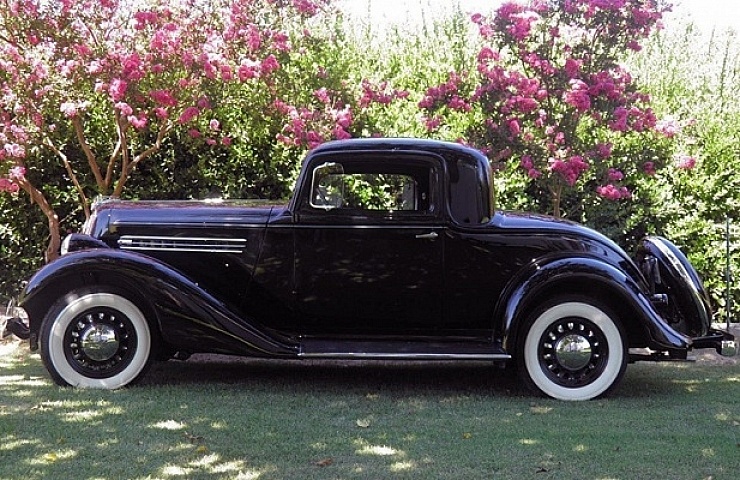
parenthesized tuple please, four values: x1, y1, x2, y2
(0, 0, 331, 260)
(419, 0, 673, 217)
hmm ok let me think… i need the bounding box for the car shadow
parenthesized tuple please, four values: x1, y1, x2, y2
(140, 354, 529, 397)
(139, 354, 702, 399)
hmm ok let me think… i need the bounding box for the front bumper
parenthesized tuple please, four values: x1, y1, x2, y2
(691, 328, 738, 357)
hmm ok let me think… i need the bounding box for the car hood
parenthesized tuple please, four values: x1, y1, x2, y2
(87, 199, 288, 238)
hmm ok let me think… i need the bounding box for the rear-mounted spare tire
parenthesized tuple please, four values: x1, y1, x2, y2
(635, 236, 712, 337)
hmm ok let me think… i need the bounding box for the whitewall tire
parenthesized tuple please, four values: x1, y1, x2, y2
(40, 291, 153, 389)
(518, 298, 627, 401)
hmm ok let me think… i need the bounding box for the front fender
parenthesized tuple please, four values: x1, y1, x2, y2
(496, 256, 690, 353)
(20, 249, 298, 357)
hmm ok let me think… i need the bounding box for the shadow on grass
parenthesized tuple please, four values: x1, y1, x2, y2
(141, 354, 529, 397)
(139, 352, 724, 401)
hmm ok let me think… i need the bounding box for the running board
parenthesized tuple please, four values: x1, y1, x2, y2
(299, 339, 510, 361)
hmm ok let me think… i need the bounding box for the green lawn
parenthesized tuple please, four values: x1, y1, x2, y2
(1, 339, 738, 480)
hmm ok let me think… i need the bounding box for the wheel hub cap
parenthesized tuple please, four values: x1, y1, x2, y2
(80, 324, 120, 361)
(538, 319, 608, 388)
(554, 334, 592, 371)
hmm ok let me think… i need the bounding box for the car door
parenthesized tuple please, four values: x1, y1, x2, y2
(294, 152, 445, 336)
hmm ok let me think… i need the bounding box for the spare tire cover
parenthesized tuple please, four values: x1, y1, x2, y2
(636, 236, 711, 337)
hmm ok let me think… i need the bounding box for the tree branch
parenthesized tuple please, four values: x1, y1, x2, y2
(44, 137, 91, 219)
(72, 116, 106, 192)
(105, 112, 126, 190)
(112, 122, 172, 197)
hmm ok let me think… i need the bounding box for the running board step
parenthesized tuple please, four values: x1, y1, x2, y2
(299, 339, 510, 361)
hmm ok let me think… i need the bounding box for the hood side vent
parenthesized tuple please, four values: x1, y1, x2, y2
(118, 235, 247, 254)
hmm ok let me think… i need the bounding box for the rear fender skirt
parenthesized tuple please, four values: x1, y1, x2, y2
(497, 256, 690, 353)
(20, 250, 298, 357)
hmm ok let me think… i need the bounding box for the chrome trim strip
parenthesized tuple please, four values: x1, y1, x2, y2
(298, 352, 511, 360)
(112, 221, 265, 229)
(118, 235, 247, 253)
(284, 224, 445, 230)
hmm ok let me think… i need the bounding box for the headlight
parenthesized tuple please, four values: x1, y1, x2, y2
(60, 234, 72, 256)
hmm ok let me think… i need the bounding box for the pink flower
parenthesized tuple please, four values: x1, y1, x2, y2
(60, 101, 79, 118)
(333, 107, 352, 130)
(607, 168, 624, 181)
(424, 116, 442, 132)
(448, 96, 471, 111)
(178, 106, 200, 124)
(564, 80, 591, 112)
(9, 166, 26, 180)
(508, 118, 521, 136)
(154, 107, 168, 120)
(221, 136, 232, 146)
(676, 155, 697, 170)
(209, 119, 220, 131)
(597, 184, 631, 201)
(238, 62, 259, 81)
(655, 118, 680, 138)
(197, 97, 211, 110)
(609, 107, 629, 132)
(4, 143, 25, 158)
(293, 0, 320, 16)
(643, 161, 656, 176)
(188, 129, 201, 138)
(0, 178, 19, 193)
(520, 155, 534, 170)
(333, 125, 351, 140)
(596, 143, 613, 158)
(314, 87, 330, 104)
(128, 115, 148, 130)
(260, 55, 280, 76)
(564, 58, 581, 78)
(115, 102, 133, 116)
(109, 78, 128, 102)
(150, 89, 177, 107)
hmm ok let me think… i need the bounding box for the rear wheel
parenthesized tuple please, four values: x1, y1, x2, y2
(517, 297, 627, 401)
(40, 290, 153, 389)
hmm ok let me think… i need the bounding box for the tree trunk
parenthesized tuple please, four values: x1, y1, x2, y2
(18, 179, 61, 262)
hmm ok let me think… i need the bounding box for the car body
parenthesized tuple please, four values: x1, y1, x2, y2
(15, 138, 737, 400)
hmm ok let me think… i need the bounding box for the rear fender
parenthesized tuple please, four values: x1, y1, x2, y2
(496, 256, 690, 354)
(20, 249, 298, 357)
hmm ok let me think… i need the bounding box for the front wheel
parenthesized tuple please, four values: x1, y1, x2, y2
(40, 290, 153, 389)
(517, 298, 627, 401)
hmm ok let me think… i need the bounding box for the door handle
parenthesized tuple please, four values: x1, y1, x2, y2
(415, 232, 439, 240)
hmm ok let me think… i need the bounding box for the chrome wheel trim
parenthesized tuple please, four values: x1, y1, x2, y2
(47, 293, 151, 389)
(63, 307, 135, 378)
(539, 319, 608, 387)
(80, 323, 120, 362)
(523, 302, 624, 401)
(554, 333, 593, 371)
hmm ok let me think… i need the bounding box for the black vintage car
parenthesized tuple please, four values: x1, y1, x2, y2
(12, 138, 737, 400)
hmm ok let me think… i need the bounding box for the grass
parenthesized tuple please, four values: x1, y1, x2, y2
(1, 339, 738, 480)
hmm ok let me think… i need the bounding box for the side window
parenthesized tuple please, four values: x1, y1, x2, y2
(309, 160, 432, 214)
(449, 155, 489, 224)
